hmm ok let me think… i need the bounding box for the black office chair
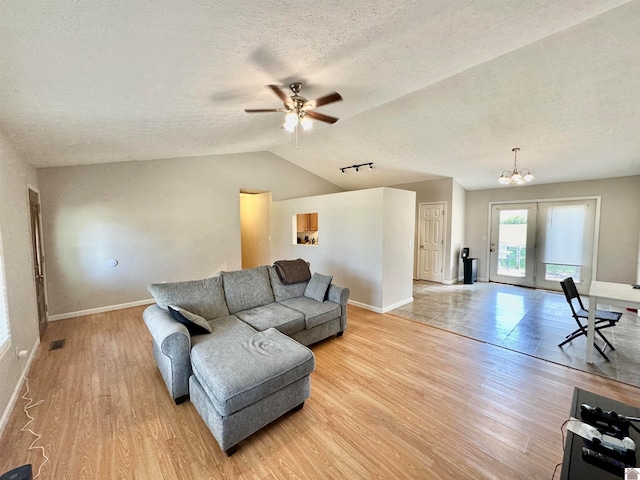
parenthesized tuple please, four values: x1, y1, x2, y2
(558, 277, 622, 361)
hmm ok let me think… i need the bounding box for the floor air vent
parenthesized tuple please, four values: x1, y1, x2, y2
(49, 339, 65, 351)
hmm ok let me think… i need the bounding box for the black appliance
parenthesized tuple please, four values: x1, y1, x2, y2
(461, 248, 477, 284)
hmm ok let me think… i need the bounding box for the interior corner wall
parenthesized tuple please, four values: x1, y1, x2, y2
(37, 152, 342, 318)
(392, 178, 458, 282)
(270, 187, 415, 312)
(0, 131, 40, 436)
(465, 175, 640, 283)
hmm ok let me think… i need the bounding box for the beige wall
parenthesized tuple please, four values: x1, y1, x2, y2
(38, 152, 342, 317)
(465, 176, 640, 283)
(0, 131, 40, 435)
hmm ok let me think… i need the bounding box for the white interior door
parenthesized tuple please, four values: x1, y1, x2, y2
(489, 203, 537, 287)
(418, 203, 444, 282)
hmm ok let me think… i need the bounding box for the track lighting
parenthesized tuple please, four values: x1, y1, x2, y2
(339, 162, 373, 173)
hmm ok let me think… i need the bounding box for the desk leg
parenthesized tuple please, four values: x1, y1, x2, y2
(586, 299, 596, 363)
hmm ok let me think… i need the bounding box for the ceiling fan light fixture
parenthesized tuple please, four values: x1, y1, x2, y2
(245, 82, 342, 137)
(284, 112, 298, 125)
(300, 116, 313, 131)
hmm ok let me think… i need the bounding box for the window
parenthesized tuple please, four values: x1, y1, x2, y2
(540, 200, 595, 284)
(295, 212, 319, 245)
(0, 231, 10, 353)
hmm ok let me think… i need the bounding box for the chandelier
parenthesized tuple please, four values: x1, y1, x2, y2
(498, 147, 534, 185)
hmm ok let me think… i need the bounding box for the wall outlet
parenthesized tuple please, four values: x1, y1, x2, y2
(15, 347, 28, 360)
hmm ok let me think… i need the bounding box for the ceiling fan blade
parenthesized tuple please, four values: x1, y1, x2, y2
(303, 92, 342, 110)
(244, 108, 287, 113)
(305, 110, 339, 124)
(267, 85, 294, 107)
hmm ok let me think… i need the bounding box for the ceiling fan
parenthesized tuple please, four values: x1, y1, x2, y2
(244, 82, 342, 132)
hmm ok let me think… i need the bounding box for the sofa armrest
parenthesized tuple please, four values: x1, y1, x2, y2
(143, 304, 191, 403)
(327, 284, 350, 332)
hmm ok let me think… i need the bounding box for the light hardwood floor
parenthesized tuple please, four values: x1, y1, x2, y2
(1, 305, 639, 479)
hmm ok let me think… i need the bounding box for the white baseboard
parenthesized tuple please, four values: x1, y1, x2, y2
(48, 298, 155, 321)
(381, 297, 413, 313)
(0, 337, 40, 439)
(348, 297, 413, 314)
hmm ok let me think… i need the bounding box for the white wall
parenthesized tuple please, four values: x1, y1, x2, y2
(382, 188, 417, 309)
(465, 176, 640, 283)
(38, 152, 342, 318)
(270, 187, 415, 312)
(0, 131, 40, 436)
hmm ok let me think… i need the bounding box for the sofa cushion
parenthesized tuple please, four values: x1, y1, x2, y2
(148, 276, 230, 320)
(234, 303, 305, 336)
(268, 266, 308, 302)
(304, 273, 333, 302)
(191, 327, 315, 416)
(279, 297, 341, 329)
(168, 305, 212, 335)
(221, 266, 275, 314)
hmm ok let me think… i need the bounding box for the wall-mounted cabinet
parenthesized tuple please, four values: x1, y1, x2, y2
(296, 212, 318, 232)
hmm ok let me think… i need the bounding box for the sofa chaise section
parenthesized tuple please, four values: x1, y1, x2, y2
(189, 325, 314, 454)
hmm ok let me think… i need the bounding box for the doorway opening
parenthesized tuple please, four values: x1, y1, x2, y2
(239, 190, 271, 269)
(28, 187, 48, 337)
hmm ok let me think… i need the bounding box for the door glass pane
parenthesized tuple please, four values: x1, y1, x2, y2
(497, 209, 528, 278)
(545, 264, 582, 282)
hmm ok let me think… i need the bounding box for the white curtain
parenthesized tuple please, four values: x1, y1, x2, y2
(542, 202, 592, 266)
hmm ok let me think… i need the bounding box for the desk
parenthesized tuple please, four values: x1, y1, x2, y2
(586, 281, 640, 363)
(560, 387, 640, 479)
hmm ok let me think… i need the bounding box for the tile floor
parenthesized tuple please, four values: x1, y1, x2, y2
(389, 280, 640, 387)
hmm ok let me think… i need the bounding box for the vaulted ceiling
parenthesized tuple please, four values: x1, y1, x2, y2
(1, 1, 639, 190)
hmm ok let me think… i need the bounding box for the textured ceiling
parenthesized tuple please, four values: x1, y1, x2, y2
(1, 0, 639, 190)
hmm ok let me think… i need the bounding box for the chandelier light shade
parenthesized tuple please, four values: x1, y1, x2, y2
(498, 147, 534, 186)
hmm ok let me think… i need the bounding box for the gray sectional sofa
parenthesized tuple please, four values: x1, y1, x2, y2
(142, 264, 349, 454)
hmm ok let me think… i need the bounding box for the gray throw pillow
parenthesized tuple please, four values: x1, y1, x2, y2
(168, 305, 212, 336)
(304, 273, 333, 302)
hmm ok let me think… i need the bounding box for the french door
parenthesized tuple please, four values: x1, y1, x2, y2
(489, 203, 537, 287)
(489, 199, 597, 292)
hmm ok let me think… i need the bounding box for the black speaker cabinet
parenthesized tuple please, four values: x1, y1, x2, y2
(463, 258, 477, 284)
